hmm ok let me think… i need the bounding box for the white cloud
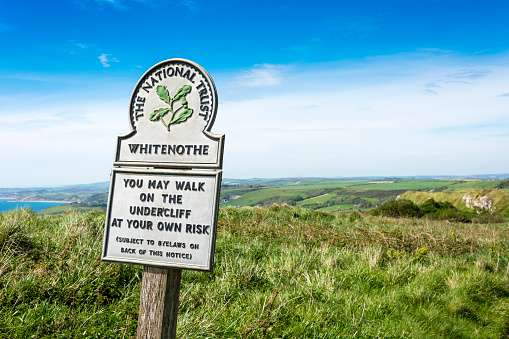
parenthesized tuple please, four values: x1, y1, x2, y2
(0, 98, 126, 187)
(73, 41, 92, 49)
(446, 69, 491, 82)
(234, 64, 288, 87)
(425, 82, 441, 88)
(417, 66, 496, 95)
(99, 53, 119, 67)
(213, 52, 509, 178)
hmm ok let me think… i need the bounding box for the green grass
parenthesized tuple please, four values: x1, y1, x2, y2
(298, 193, 335, 206)
(336, 204, 356, 209)
(222, 178, 370, 187)
(222, 187, 309, 206)
(349, 180, 457, 191)
(316, 205, 342, 211)
(445, 179, 509, 192)
(1, 206, 509, 338)
(363, 197, 379, 204)
(38, 205, 103, 215)
(220, 187, 261, 200)
(221, 181, 393, 208)
(317, 204, 356, 211)
(0, 209, 141, 337)
(221, 179, 390, 204)
(274, 180, 372, 190)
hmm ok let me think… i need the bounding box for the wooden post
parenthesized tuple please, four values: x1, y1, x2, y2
(137, 266, 182, 339)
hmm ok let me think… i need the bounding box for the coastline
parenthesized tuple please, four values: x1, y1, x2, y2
(0, 198, 70, 203)
(0, 199, 72, 213)
(12, 200, 70, 203)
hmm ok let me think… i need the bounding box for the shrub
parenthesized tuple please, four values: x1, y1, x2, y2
(372, 198, 506, 223)
(372, 199, 422, 218)
(420, 198, 456, 214)
(420, 198, 471, 222)
(426, 208, 472, 223)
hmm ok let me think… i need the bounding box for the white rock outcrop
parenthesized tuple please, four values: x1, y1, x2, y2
(462, 194, 493, 212)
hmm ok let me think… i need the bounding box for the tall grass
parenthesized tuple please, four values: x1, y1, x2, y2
(1, 206, 508, 338)
(0, 209, 141, 338)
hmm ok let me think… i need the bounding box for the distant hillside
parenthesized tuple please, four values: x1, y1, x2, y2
(0, 182, 109, 203)
(36, 192, 109, 215)
(399, 188, 509, 218)
(221, 178, 509, 216)
(3, 177, 509, 216)
(442, 179, 509, 191)
(220, 178, 465, 212)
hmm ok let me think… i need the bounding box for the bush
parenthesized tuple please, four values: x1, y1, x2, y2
(372, 199, 422, 218)
(426, 208, 472, 223)
(372, 198, 506, 223)
(420, 198, 456, 214)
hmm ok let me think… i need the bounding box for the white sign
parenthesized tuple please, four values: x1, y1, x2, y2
(102, 168, 221, 271)
(102, 59, 224, 271)
(114, 59, 224, 169)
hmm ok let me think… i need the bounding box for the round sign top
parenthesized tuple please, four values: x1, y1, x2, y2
(115, 59, 224, 169)
(129, 59, 218, 134)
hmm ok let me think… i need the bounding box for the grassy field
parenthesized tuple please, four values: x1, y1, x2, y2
(299, 193, 334, 205)
(1, 206, 509, 338)
(318, 204, 356, 211)
(222, 178, 370, 187)
(347, 180, 455, 191)
(220, 179, 461, 209)
(220, 179, 509, 217)
(445, 180, 509, 192)
(37, 205, 103, 214)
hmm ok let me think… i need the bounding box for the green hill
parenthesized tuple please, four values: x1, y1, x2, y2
(444, 179, 509, 192)
(399, 189, 509, 217)
(220, 178, 464, 212)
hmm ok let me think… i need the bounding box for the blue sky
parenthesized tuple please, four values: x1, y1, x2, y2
(1, 0, 508, 187)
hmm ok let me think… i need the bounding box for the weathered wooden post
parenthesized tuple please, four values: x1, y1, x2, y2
(101, 59, 224, 338)
(137, 267, 181, 338)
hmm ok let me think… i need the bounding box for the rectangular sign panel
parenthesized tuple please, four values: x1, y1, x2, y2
(102, 167, 221, 271)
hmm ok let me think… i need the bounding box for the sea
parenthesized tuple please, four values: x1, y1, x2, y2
(0, 199, 67, 213)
